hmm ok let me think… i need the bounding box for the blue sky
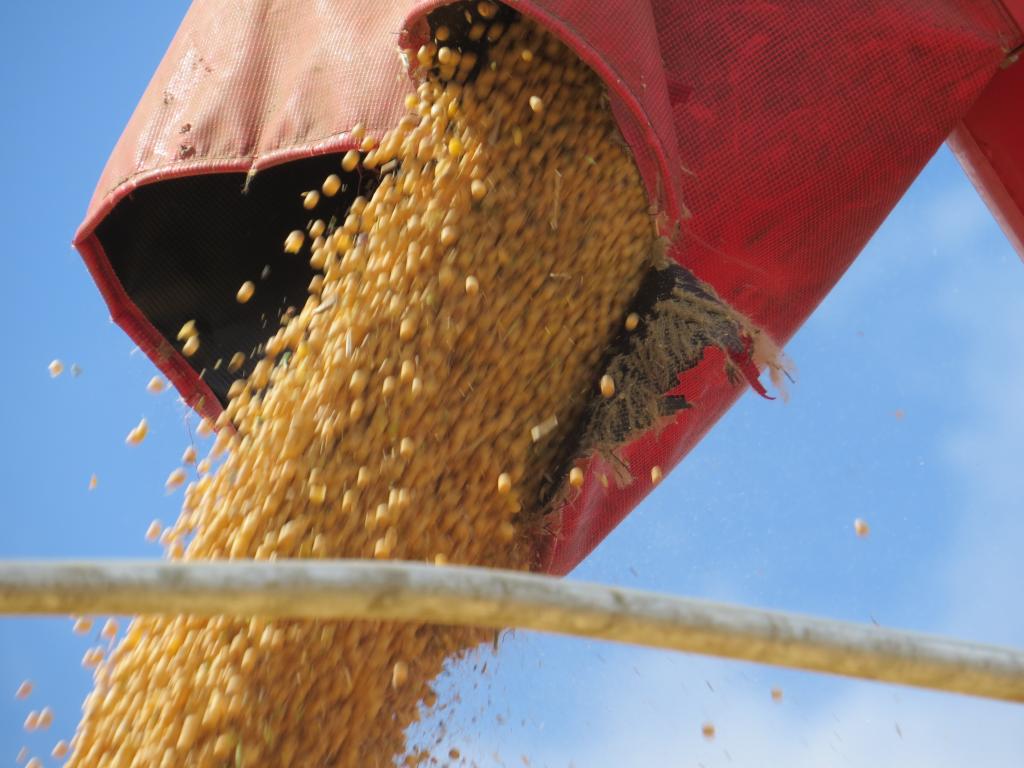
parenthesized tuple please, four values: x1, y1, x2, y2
(1, 2, 1023, 766)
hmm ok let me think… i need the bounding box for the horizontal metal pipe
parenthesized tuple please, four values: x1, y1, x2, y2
(1, 559, 1021, 703)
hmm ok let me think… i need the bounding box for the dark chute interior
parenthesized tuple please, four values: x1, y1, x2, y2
(96, 154, 377, 406)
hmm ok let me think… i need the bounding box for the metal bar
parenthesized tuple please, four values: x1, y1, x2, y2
(1, 559, 1022, 703)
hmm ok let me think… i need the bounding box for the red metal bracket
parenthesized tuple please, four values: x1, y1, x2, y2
(948, 5, 1024, 259)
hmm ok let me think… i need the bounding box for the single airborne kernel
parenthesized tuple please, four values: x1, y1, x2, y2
(165, 467, 187, 492)
(599, 374, 615, 398)
(341, 150, 360, 172)
(392, 661, 409, 688)
(236, 280, 255, 303)
(100, 619, 119, 641)
(283, 230, 305, 253)
(176, 319, 197, 341)
(72, 617, 92, 635)
(48, 360, 64, 378)
(181, 334, 200, 357)
(322, 174, 342, 197)
(125, 417, 148, 446)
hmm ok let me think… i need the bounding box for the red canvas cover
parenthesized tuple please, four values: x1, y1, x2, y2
(74, 0, 1022, 575)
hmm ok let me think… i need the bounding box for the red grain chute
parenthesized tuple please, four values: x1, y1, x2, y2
(73, 0, 1024, 575)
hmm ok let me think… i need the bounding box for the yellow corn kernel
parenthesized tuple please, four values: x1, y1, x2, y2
(392, 661, 409, 688)
(72, 617, 92, 635)
(181, 335, 200, 357)
(284, 230, 305, 254)
(165, 468, 187, 492)
(125, 418, 148, 446)
(236, 280, 255, 304)
(176, 319, 197, 341)
(341, 150, 360, 172)
(322, 174, 342, 197)
(101, 619, 118, 641)
(309, 483, 327, 505)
